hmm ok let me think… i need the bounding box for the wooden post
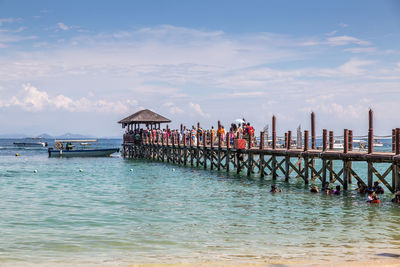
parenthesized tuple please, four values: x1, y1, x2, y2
(304, 130, 309, 152)
(394, 163, 399, 192)
(260, 131, 265, 176)
(322, 129, 327, 186)
(348, 130, 353, 152)
(368, 109, 373, 154)
(248, 133, 252, 149)
(260, 151, 265, 178)
(303, 130, 309, 183)
(311, 112, 316, 149)
(237, 151, 241, 174)
(343, 129, 348, 154)
(172, 132, 175, 164)
(260, 131, 264, 150)
(287, 131, 292, 150)
(218, 130, 221, 148)
(329, 131, 334, 150)
(247, 151, 253, 176)
(272, 154, 277, 180)
(284, 132, 288, 149)
(190, 130, 194, 167)
(393, 129, 396, 153)
(322, 158, 327, 187)
(343, 129, 348, 190)
(183, 131, 187, 166)
(211, 131, 214, 148)
(348, 130, 353, 184)
(177, 132, 181, 164)
(203, 132, 207, 169)
(396, 128, 400, 155)
(226, 132, 230, 172)
(272, 115, 276, 149)
(196, 129, 200, 167)
(368, 161, 373, 188)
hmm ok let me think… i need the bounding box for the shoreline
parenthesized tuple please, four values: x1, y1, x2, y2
(3, 256, 400, 267)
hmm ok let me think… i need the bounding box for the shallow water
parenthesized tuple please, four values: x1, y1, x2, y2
(0, 139, 399, 266)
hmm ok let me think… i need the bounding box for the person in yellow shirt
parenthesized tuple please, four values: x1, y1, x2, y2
(211, 126, 216, 141)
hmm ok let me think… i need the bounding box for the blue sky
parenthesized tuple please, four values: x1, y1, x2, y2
(0, 0, 399, 137)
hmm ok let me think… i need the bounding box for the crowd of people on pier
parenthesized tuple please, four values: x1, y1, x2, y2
(123, 119, 257, 147)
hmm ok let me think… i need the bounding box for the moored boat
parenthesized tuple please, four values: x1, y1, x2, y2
(48, 140, 119, 157)
(48, 148, 119, 157)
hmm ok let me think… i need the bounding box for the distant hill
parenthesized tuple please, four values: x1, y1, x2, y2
(0, 133, 96, 139)
(35, 133, 53, 139)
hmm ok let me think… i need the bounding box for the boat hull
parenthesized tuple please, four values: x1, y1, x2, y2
(48, 148, 119, 157)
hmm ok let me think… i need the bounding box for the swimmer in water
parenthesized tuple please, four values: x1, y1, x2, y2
(310, 186, 319, 193)
(333, 185, 341, 195)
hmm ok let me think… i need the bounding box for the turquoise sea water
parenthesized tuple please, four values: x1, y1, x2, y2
(1, 139, 400, 266)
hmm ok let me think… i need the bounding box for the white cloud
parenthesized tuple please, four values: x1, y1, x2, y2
(300, 35, 370, 47)
(325, 30, 337, 36)
(0, 17, 22, 26)
(163, 102, 184, 114)
(326, 35, 370, 46)
(344, 47, 376, 53)
(337, 58, 374, 75)
(189, 102, 209, 117)
(57, 22, 69, 31)
(339, 22, 349, 28)
(1, 84, 137, 114)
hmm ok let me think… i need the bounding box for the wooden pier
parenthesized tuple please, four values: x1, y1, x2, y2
(120, 109, 400, 193)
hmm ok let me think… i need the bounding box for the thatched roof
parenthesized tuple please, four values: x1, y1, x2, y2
(118, 109, 171, 124)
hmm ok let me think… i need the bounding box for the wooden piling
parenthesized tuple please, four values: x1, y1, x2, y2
(348, 129, 353, 183)
(304, 130, 309, 152)
(393, 129, 396, 153)
(311, 112, 316, 149)
(203, 132, 207, 169)
(272, 115, 276, 149)
(348, 130, 353, 152)
(226, 132, 230, 172)
(343, 129, 349, 190)
(329, 131, 334, 150)
(396, 128, 400, 155)
(260, 131, 264, 150)
(322, 129, 327, 186)
(190, 131, 194, 167)
(287, 131, 292, 150)
(304, 130, 309, 183)
(368, 109, 373, 154)
(284, 132, 288, 149)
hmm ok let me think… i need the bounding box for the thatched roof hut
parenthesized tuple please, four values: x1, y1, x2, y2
(118, 109, 171, 130)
